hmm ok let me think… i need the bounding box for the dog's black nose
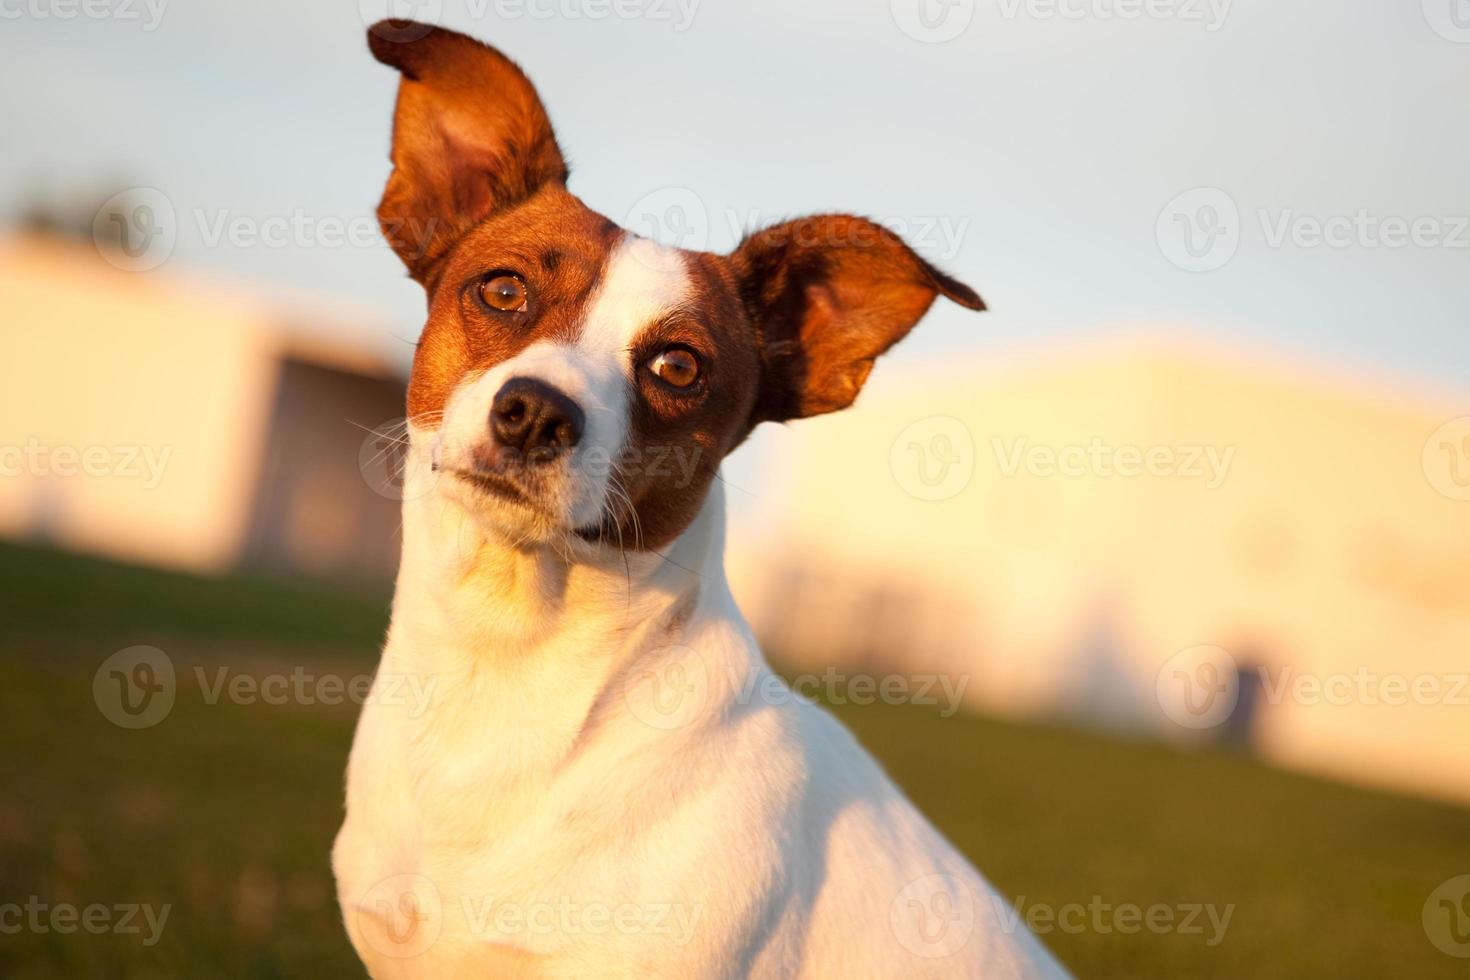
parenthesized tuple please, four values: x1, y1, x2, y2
(490, 377, 585, 462)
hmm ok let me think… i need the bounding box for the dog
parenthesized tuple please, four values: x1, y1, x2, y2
(333, 19, 1069, 979)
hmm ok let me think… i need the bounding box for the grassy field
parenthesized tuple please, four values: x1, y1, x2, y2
(2, 540, 1467, 978)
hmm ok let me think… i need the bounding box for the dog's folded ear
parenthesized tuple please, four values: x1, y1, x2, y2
(367, 20, 568, 284)
(731, 215, 984, 423)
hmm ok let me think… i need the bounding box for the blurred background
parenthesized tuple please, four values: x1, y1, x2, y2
(3, 0, 1470, 977)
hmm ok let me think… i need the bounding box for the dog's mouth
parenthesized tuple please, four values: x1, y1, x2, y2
(445, 466, 538, 510)
(442, 463, 613, 543)
(572, 514, 622, 545)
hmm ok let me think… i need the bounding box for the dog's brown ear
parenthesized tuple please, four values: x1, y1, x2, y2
(731, 215, 984, 422)
(367, 20, 568, 284)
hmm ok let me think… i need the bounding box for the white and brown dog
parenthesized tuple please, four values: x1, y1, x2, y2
(333, 19, 1068, 979)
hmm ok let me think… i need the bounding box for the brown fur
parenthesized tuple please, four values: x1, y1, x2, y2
(369, 22, 569, 285)
(405, 187, 621, 422)
(589, 250, 763, 549)
(732, 215, 985, 421)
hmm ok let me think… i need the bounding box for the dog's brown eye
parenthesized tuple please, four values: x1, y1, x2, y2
(648, 347, 700, 388)
(479, 273, 528, 313)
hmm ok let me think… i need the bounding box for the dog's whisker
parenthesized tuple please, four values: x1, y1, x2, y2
(702, 462, 757, 498)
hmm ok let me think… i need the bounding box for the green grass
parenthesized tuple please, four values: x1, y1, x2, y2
(1, 540, 1467, 978)
(0, 540, 390, 652)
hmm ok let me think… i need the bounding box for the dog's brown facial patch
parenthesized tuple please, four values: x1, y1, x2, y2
(581, 249, 762, 551)
(406, 187, 622, 422)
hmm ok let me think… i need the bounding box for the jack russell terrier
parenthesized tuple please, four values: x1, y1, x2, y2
(334, 19, 1069, 979)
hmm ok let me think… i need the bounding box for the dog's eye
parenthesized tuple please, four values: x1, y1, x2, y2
(647, 347, 701, 388)
(479, 272, 528, 313)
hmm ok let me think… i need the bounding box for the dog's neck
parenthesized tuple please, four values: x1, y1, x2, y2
(378, 432, 737, 778)
(390, 475, 727, 663)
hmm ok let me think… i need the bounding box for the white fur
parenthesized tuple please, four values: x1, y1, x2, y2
(333, 237, 1069, 979)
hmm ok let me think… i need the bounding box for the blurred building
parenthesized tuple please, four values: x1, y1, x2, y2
(0, 235, 408, 588)
(730, 341, 1470, 805)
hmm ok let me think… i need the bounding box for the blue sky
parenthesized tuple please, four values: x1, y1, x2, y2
(5, 0, 1468, 396)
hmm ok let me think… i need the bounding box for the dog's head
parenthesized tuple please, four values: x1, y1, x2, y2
(369, 20, 982, 552)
